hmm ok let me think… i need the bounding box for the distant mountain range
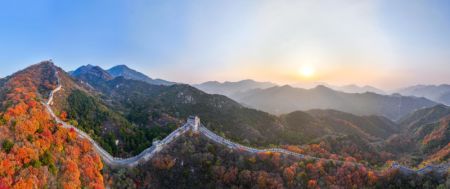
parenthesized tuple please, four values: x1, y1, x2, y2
(397, 84, 450, 105)
(231, 85, 437, 121)
(194, 79, 276, 97)
(69, 66, 442, 122)
(331, 84, 386, 94)
(70, 64, 175, 86)
(293, 82, 386, 94)
(198, 80, 386, 98)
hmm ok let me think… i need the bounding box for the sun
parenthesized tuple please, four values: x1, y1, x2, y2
(299, 65, 315, 78)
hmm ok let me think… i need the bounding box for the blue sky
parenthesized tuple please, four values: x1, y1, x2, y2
(0, 0, 449, 89)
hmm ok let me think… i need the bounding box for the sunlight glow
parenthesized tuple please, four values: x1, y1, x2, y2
(299, 66, 315, 78)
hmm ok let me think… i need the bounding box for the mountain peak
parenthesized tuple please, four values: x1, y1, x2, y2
(313, 85, 333, 91)
(71, 64, 113, 81)
(32, 60, 55, 68)
(107, 65, 174, 85)
(238, 79, 256, 83)
(195, 79, 277, 97)
(109, 64, 130, 70)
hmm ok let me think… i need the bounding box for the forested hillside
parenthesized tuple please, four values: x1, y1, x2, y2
(52, 66, 179, 157)
(384, 105, 450, 166)
(0, 62, 103, 188)
(104, 133, 448, 189)
(70, 66, 284, 146)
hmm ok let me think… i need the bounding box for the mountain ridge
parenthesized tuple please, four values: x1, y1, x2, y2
(397, 84, 450, 105)
(107, 64, 175, 86)
(232, 84, 438, 121)
(194, 79, 277, 97)
(70, 64, 175, 86)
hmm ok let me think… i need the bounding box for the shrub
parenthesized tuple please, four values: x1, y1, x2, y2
(2, 139, 14, 153)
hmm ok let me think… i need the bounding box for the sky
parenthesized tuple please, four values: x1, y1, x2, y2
(0, 0, 449, 90)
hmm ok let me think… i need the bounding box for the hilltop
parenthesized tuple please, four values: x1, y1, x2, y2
(0, 61, 103, 188)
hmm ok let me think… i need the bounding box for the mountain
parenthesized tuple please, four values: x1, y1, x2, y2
(69, 65, 285, 146)
(292, 82, 386, 94)
(71, 64, 113, 81)
(280, 109, 399, 148)
(107, 65, 175, 86)
(306, 109, 399, 140)
(194, 79, 276, 97)
(0, 61, 104, 188)
(384, 105, 450, 165)
(51, 66, 176, 157)
(397, 84, 450, 105)
(233, 85, 437, 121)
(399, 104, 450, 130)
(70, 64, 114, 90)
(333, 84, 386, 94)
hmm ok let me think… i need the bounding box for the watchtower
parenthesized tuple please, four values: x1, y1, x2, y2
(188, 116, 200, 132)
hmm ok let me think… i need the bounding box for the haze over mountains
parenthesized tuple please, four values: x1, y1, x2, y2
(397, 84, 450, 105)
(194, 79, 277, 97)
(328, 84, 386, 94)
(234, 85, 436, 120)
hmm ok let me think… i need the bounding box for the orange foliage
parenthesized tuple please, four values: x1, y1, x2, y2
(422, 118, 449, 145)
(284, 145, 304, 154)
(12, 178, 34, 189)
(0, 63, 104, 188)
(80, 139, 92, 152)
(15, 147, 38, 164)
(152, 155, 176, 170)
(367, 171, 378, 185)
(60, 111, 68, 121)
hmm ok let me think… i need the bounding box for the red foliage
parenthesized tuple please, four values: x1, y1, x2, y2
(307, 179, 318, 189)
